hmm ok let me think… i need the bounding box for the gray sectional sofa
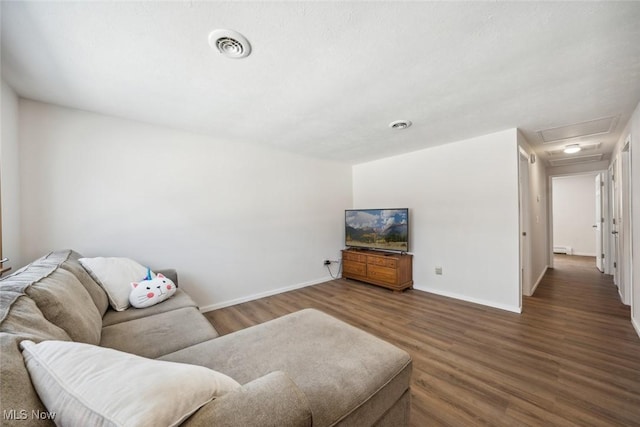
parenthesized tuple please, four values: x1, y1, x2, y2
(0, 250, 412, 426)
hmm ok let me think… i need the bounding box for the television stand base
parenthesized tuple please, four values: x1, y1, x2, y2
(341, 249, 413, 292)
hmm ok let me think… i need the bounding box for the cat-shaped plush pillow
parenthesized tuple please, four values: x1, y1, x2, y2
(129, 273, 176, 309)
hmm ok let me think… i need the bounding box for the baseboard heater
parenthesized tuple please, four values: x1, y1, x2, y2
(553, 246, 573, 255)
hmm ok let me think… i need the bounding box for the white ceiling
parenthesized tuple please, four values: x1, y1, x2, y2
(2, 1, 640, 165)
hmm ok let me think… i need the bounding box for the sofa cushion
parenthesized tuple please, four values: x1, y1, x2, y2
(79, 257, 153, 311)
(21, 340, 241, 427)
(59, 257, 110, 316)
(0, 249, 108, 320)
(26, 268, 102, 345)
(0, 295, 72, 341)
(102, 289, 198, 326)
(159, 309, 412, 426)
(0, 255, 63, 323)
(100, 307, 219, 359)
(0, 296, 72, 427)
(181, 371, 312, 427)
(1, 334, 54, 427)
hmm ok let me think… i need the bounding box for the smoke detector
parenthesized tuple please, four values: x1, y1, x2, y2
(208, 29, 251, 59)
(389, 120, 412, 130)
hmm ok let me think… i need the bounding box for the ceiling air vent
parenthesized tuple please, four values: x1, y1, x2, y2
(208, 29, 251, 59)
(538, 116, 618, 144)
(389, 120, 412, 130)
(548, 153, 603, 167)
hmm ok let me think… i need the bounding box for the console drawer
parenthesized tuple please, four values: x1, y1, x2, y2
(343, 261, 367, 277)
(368, 257, 397, 268)
(367, 266, 397, 285)
(343, 252, 367, 263)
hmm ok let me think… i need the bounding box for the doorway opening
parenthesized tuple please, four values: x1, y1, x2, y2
(551, 172, 602, 271)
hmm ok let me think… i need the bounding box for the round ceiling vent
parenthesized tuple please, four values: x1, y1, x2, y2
(389, 120, 412, 130)
(208, 29, 251, 59)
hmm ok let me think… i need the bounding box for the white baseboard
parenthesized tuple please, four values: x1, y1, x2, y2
(572, 252, 597, 257)
(529, 266, 549, 296)
(413, 285, 521, 314)
(553, 246, 573, 255)
(632, 316, 640, 339)
(618, 288, 631, 306)
(199, 276, 333, 313)
(200, 278, 521, 314)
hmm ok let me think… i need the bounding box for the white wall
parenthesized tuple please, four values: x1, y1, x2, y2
(552, 174, 598, 257)
(18, 100, 352, 310)
(609, 132, 632, 305)
(632, 103, 640, 336)
(353, 129, 521, 312)
(1, 79, 22, 269)
(517, 132, 550, 296)
(611, 100, 640, 336)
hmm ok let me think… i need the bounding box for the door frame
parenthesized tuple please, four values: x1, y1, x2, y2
(619, 137, 633, 305)
(518, 148, 531, 298)
(610, 160, 620, 289)
(547, 169, 609, 269)
(595, 173, 604, 272)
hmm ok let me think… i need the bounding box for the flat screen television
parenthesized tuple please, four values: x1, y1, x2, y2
(345, 208, 409, 252)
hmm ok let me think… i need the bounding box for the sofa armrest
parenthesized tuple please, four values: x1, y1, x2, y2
(155, 268, 178, 287)
(181, 371, 312, 427)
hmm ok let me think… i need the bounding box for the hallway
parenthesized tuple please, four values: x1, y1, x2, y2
(522, 254, 639, 425)
(529, 255, 631, 318)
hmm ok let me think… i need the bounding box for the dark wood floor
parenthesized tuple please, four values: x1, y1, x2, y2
(205, 255, 640, 426)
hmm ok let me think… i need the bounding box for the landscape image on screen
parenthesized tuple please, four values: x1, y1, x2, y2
(345, 209, 408, 251)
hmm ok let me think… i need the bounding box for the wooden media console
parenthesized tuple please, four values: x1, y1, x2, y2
(341, 249, 413, 292)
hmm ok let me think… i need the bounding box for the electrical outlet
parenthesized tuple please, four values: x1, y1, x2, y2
(435, 266, 443, 275)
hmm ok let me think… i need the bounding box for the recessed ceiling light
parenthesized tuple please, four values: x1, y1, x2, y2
(563, 144, 582, 154)
(389, 120, 412, 130)
(208, 29, 251, 59)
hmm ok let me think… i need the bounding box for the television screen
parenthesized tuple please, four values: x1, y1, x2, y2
(345, 208, 409, 252)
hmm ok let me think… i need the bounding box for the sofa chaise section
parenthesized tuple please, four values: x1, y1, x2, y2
(160, 309, 412, 426)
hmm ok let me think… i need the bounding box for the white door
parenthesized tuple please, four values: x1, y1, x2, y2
(620, 140, 632, 305)
(595, 173, 603, 272)
(518, 150, 530, 297)
(610, 162, 619, 287)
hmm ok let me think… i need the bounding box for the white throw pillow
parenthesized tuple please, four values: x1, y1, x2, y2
(20, 340, 241, 427)
(129, 273, 177, 309)
(79, 257, 154, 311)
